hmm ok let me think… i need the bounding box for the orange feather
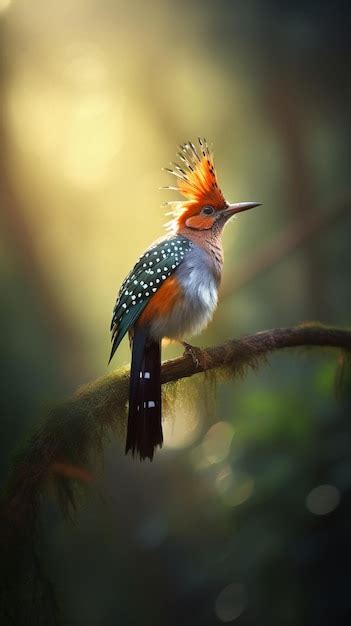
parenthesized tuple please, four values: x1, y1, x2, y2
(138, 275, 183, 325)
(165, 139, 226, 229)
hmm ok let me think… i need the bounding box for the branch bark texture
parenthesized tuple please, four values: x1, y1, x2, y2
(161, 325, 351, 384)
(1, 324, 350, 543)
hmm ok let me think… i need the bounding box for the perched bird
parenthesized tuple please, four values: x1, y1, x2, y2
(109, 138, 260, 461)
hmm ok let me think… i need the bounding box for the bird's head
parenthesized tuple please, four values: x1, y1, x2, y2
(163, 138, 260, 232)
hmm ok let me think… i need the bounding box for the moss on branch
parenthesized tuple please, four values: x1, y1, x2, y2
(1, 323, 351, 535)
(0, 323, 350, 624)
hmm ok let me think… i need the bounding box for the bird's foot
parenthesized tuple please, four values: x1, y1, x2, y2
(182, 342, 206, 369)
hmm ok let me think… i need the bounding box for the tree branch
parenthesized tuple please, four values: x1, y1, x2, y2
(0, 323, 350, 623)
(161, 324, 351, 384)
(1, 324, 350, 540)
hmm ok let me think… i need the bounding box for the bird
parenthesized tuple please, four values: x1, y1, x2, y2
(109, 138, 260, 461)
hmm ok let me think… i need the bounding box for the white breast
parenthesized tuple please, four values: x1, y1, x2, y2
(148, 245, 219, 341)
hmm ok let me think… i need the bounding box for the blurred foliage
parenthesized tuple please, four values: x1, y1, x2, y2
(0, 0, 351, 624)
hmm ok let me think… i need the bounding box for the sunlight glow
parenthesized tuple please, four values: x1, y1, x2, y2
(190, 422, 235, 470)
(63, 43, 109, 87)
(163, 394, 202, 450)
(62, 93, 124, 187)
(216, 468, 254, 507)
(202, 421, 235, 465)
(0, 0, 11, 15)
(5, 52, 124, 189)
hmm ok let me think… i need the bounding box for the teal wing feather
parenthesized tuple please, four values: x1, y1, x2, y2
(109, 235, 192, 362)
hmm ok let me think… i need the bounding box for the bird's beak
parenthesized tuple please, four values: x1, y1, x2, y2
(222, 202, 261, 219)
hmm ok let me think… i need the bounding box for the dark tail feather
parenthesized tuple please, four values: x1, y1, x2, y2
(126, 327, 163, 461)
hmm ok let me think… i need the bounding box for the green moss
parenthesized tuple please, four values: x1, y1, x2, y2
(0, 328, 350, 624)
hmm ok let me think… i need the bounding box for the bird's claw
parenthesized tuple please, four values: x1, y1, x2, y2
(182, 342, 205, 369)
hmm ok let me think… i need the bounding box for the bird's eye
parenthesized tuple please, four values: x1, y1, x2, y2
(202, 206, 215, 215)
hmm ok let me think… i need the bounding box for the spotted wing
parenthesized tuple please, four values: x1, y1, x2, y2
(109, 235, 192, 362)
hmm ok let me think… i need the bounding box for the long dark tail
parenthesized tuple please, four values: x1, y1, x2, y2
(126, 326, 163, 461)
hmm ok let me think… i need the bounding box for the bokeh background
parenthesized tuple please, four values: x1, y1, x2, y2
(1, 0, 351, 624)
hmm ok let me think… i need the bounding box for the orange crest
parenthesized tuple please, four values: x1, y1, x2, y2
(163, 138, 226, 229)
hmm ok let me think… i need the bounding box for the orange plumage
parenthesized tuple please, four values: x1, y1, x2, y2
(110, 137, 261, 460)
(138, 275, 184, 325)
(164, 138, 227, 230)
